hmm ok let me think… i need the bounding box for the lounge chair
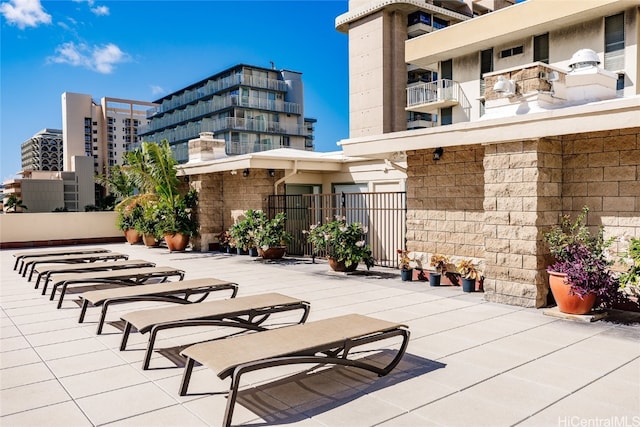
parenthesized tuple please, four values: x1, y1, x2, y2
(46, 266, 185, 309)
(179, 313, 410, 427)
(21, 252, 130, 279)
(78, 277, 239, 334)
(33, 259, 156, 290)
(14, 247, 110, 273)
(119, 292, 310, 370)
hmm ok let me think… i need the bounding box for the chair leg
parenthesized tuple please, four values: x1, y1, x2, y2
(179, 358, 196, 396)
(120, 322, 133, 351)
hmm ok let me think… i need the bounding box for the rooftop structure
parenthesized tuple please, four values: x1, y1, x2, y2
(337, 0, 640, 308)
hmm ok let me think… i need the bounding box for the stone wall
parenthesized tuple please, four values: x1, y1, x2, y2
(190, 169, 283, 251)
(561, 127, 640, 255)
(405, 144, 485, 265)
(406, 127, 639, 308)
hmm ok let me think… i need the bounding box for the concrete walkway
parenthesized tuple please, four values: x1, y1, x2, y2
(1, 243, 638, 426)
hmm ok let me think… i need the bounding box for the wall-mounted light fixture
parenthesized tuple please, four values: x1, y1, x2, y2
(267, 169, 275, 177)
(433, 147, 444, 161)
(242, 168, 250, 177)
(493, 75, 516, 97)
(230, 170, 237, 175)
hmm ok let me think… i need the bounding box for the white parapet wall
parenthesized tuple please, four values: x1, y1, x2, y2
(0, 212, 122, 248)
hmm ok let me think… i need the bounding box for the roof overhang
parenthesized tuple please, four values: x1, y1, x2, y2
(335, 0, 471, 33)
(406, 0, 639, 68)
(177, 148, 360, 176)
(339, 96, 640, 158)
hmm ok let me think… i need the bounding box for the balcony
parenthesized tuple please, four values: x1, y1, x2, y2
(406, 119, 437, 130)
(406, 79, 470, 115)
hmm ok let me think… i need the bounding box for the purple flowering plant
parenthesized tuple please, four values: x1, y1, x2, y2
(544, 206, 627, 308)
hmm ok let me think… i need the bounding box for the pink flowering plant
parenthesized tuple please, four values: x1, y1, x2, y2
(304, 215, 375, 269)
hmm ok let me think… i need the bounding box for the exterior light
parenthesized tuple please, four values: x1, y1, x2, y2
(242, 168, 250, 177)
(268, 169, 275, 177)
(433, 147, 443, 161)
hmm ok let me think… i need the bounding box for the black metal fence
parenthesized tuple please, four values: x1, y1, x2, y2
(268, 192, 406, 268)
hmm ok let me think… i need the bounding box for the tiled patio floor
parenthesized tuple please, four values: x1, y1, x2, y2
(1, 243, 639, 426)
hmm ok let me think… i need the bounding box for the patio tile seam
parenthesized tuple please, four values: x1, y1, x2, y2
(511, 354, 640, 426)
(413, 329, 636, 413)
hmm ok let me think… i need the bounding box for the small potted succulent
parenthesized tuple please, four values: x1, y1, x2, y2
(456, 259, 482, 293)
(397, 249, 414, 281)
(429, 254, 450, 286)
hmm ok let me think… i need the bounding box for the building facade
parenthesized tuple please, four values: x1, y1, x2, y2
(337, 0, 640, 307)
(61, 92, 157, 174)
(20, 128, 64, 172)
(138, 64, 316, 163)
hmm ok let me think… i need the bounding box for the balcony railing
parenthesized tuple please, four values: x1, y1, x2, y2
(139, 95, 302, 135)
(406, 79, 471, 116)
(146, 74, 289, 118)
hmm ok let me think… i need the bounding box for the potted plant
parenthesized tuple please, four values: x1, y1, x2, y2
(397, 249, 414, 281)
(218, 230, 232, 253)
(618, 237, 640, 311)
(543, 206, 624, 314)
(255, 212, 292, 260)
(429, 254, 450, 286)
(304, 215, 374, 272)
(457, 259, 482, 293)
(228, 209, 265, 256)
(134, 201, 163, 247)
(115, 201, 143, 244)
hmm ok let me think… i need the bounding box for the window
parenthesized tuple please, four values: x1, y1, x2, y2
(441, 107, 452, 126)
(500, 46, 523, 58)
(534, 33, 549, 63)
(605, 13, 624, 71)
(480, 49, 493, 76)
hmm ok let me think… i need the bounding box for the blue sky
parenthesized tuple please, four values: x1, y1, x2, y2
(0, 0, 349, 180)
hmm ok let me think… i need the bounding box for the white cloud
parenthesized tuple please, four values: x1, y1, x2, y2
(150, 85, 165, 96)
(0, 0, 51, 29)
(47, 41, 130, 74)
(91, 5, 108, 16)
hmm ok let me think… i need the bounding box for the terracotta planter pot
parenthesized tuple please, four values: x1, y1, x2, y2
(124, 229, 142, 245)
(548, 270, 597, 314)
(259, 247, 287, 260)
(164, 233, 189, 252)
(328, 257, 358, 272)
(142, 234, 160, 247)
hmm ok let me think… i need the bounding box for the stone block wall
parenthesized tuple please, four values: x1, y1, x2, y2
(190, 169, 284, 251)
(405, 144, 485, 263)
(560, 127, 640, 255)
(407, 127, 639, 308)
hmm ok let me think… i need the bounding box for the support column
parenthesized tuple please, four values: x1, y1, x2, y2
(482, 138, 562, 307)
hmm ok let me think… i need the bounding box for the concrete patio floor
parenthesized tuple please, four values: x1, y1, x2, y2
(1, 242, 639, 426)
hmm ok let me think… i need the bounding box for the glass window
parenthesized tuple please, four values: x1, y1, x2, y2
(534, 33, 549, 63)
(605, 13, 624, 71)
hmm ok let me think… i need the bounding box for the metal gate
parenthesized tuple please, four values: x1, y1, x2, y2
(268, 192, 406, 268)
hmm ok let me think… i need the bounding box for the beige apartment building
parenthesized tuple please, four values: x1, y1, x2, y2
(336, 0, 640, 307)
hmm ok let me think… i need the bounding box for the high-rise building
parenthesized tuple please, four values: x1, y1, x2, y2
(61, 92, 158, 174)
(20, 128, 63, 172)
(138, 64, 316, 162)
(336, 0, 514, 137)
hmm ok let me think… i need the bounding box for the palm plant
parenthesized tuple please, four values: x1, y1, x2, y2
(5, 194, 27, 212)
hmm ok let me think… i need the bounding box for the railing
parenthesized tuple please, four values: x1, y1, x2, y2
(406, 79, 471, 112)
(146, 74, 289, 118)
(139, 95, 302, 135)
(406, 79, 472, 120)
(268, 192, 407, 268)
